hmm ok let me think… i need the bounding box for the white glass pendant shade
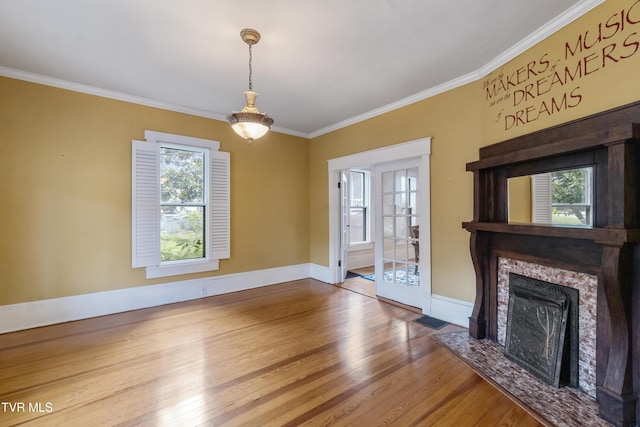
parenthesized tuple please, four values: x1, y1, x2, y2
(230, 120, 270, 141)
(228, 91, 274, 142)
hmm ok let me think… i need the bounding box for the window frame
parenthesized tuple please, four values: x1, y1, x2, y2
(160, 143, 208, 263)
(132, 131, 230, 279)
(348, 169, 372, 246)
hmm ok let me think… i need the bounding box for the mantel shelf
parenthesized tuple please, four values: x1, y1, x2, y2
(461, 221, 640, 245)
(464, 101, 640, 427)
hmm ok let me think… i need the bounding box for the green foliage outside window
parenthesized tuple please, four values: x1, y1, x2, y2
(160, 147, 206, 261)
(551, 168, 591, 225)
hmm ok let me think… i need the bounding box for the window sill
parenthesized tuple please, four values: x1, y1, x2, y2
(145, 259, 220, 279)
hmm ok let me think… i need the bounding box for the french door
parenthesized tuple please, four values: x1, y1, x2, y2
(375, 159, 422, 307)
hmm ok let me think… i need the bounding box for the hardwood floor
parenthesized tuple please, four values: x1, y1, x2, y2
(0, 279, 542, 426)
(335, 275, 377, 299)
(338, 267, 422, 313)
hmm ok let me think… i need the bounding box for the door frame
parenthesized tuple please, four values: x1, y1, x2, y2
(339, 170, 350, 281)
(327, 138, 432, 309)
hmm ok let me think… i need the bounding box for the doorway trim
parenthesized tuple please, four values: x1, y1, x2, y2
(327, 138, 432, 308)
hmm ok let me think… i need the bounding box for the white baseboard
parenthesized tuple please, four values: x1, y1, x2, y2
(346, 244, 374, 270)
(309, 263, 333, 283)
(0, 263, 472, 334)
(346, 253, 374, 270)
(426, 294, 473, 327)
(0, 264, 312, 334)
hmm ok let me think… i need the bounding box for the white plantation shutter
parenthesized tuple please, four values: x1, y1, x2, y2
(209, 150, 230, 259)
(132, 140, 160, 267)
(531, 173, 552, 224)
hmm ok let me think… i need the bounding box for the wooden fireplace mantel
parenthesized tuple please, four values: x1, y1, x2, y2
(463, 101, 640, 427)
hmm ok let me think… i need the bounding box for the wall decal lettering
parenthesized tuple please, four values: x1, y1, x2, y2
(484, 0, 640, 131)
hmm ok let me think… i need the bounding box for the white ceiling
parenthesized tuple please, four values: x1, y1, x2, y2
(0, 0, 602, 138)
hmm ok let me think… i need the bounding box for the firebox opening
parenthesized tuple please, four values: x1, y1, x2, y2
(504, 273, 579, 389)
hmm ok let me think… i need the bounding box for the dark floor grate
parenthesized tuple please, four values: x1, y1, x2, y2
(414, 315, 449, 330)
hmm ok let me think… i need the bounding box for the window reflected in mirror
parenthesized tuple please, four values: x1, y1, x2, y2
(508, 166, 593, 226)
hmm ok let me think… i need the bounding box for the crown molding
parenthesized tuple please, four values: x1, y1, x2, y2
(310, 0, 604, 138)
(0, 0, 604, 140)
(308, 70, 483, 139)
(0, 65, 229, 121)
(0, 66, 308, 139)
(477, 0, 604, 76)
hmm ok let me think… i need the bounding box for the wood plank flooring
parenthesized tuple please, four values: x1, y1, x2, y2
(338, 267, 422, 313)
(335, 275, 377, 299)
(0, 279, 542, 426)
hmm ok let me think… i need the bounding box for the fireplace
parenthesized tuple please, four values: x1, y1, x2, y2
(498, 258, 597, 396)
(462, 101, 640, 427)
(504, 272, 579, 389)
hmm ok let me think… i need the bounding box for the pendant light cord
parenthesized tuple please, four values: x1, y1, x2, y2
(248, 44, 253, 91)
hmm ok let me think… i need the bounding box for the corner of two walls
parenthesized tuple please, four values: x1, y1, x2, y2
(310, 0, 640, 304)
(0, 76, 311, 309)
(1, 0, 639, 325)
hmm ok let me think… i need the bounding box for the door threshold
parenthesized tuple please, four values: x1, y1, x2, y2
(376, 296, 422, 313)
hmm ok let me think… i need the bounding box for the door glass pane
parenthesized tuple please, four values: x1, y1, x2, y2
(394, 170, 406, 191)
(383, 194, 394, 215)
(396, 241, 408, 262)
(383, 217, 394, 238)
(382, 171, 393, 192)
(395, 193, 407, 213)
(395, 217, 408, 238)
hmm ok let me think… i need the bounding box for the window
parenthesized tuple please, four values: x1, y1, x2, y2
(132, 131, 230, 278)
(551, 167, 592, 225)
(160, 145, 206, 262)
(531, 166, 593, 226)
(349, 170, 370, 244)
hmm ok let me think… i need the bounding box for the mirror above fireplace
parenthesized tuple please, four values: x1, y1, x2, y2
(507, 166, 594, 226)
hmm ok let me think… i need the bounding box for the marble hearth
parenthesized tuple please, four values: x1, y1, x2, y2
(434, 331, 610, 426)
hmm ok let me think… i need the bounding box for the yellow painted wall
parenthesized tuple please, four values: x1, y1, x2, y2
(310, 0, 640, 303)
(310, 83, 482, 302)
(482, 0, 640, 143)
(1, 0, 639, 308)
(0, 77, 309, 305)
(508, 176, 532, 223)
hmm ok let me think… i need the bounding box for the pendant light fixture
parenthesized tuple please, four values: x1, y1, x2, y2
(228, 28, 274, 143)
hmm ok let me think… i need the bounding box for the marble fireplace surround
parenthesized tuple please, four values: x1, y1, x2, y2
(497, 257, 597, 397)
(462, 101, 640, 427)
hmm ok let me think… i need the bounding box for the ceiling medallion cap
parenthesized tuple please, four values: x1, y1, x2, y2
(240, 28, 261, 45)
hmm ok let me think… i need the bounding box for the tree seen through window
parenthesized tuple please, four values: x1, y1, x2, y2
(160, 147, 206, 261)
(551, 167, 592, 225)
